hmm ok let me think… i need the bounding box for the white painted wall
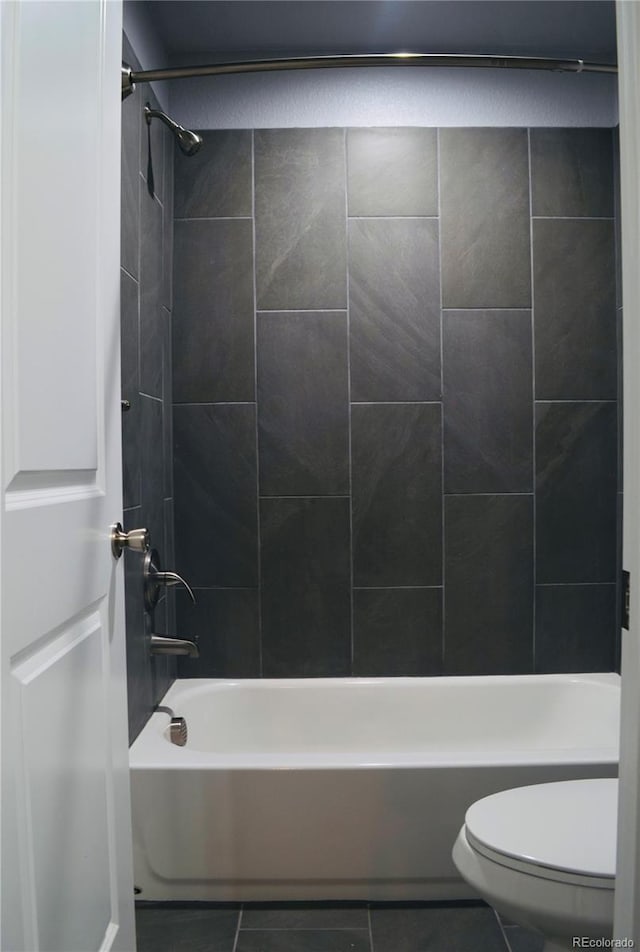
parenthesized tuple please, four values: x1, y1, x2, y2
(166, 63, 617, 129)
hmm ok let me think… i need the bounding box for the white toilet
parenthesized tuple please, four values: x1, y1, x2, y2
(452, 778, 617, 952)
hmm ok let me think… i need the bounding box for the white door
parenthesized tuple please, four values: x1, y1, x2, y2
(0, 2, 136, 951)
(615, 0, 640, 941)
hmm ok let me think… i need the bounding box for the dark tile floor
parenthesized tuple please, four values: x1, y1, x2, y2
(135, 901, 545, 952)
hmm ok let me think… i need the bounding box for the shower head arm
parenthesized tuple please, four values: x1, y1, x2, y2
(143, 103, 203, 156)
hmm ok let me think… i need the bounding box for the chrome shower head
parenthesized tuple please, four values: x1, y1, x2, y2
(144, 103, 203, 156)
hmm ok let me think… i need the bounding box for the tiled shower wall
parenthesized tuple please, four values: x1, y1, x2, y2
(171, 126, 620, 679)
(121, 36, 177, 742)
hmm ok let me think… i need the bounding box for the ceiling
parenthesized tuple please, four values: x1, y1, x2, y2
(143, 0, 617, 63)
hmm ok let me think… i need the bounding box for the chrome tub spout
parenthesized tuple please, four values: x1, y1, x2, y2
(150, 635, 199, 657)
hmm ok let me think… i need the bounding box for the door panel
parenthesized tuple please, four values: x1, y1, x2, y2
(1, 2, 136, 950)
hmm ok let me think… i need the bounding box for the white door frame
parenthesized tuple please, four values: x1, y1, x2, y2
(615, 0, 640, 941)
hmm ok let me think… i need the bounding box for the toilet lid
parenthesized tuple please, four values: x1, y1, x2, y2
(465, 778, 617, 880)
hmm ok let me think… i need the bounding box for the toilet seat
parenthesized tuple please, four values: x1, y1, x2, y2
(464, 778, 616, 888)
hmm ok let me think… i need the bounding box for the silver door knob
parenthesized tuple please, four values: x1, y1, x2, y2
(110, 522, 150, 559)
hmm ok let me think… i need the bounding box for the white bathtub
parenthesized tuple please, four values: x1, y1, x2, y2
(129, 673, 620, 902)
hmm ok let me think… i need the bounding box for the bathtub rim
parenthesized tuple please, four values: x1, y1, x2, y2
(129, 672, 621, 771)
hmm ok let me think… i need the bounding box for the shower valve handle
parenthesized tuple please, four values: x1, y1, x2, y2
(143, 548, 196, 613)
(155, 570, 196, 603)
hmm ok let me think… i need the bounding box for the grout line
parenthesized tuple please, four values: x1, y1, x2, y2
(368, 905, 375, 952)
(344, 127, 356, 675)
(494, 909, 514, 952)
(173, 401, 257, 407)
(532, 215, 614, 221)
(529, 127, 537, 674)
(535, 399, 617, 404)
(231, 906, 243, 952)
(354, 585, 443, 591)
(444, 492, 534, 498)
(536, 581, 616, 587)
(348, 215, 440, 221)
(120, 264, 139, 285)
(251, 129, 264, 680)
(139, 392, 163, 404)
(257, 308, 347, 314)
(174, 216, 253, 222)
(260, 494, 351, 500)
(351, 400, 441, 406)
(442, 307, 531, 313)
(437, 126, 446, 674)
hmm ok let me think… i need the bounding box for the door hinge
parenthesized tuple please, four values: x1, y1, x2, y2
(622, 570, 630, 630)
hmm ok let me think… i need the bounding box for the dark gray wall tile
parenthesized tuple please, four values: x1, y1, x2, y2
(534, 219, 616, 400)
(162, 307, 173, 499)
(370, 904, 507, 952)
(353, 588, 442, 676)
(121, 38, 140, 280)
(174, 404, 258, 587)
(349, 218, 441, 402)
(241, 906, 369, 930)
(236, 931, 370, 952)
(140, 91, 164, 201)
(255, 129, 347, 310)
(347, 127, 438, 216)
(352, 404, 442, 587)
(535, 584, 616, 672)
(443, 310, 533, 493)
(173, 219, 254, 403)
(530, 128, 614, 218)
(140, 395, 165, 551)
(257, 311, 349, 496)
(536, 402, 617, 583)
(444, 495, 534, 674)
(163, 497, 176, 635)
(123, 507, 153, 744)
(139, 190, 164, 398)
(261, 498, 351, 676)
(162, 128, 174, 311)
(121, 269, 140, 509)
(136, 906, 240, 952)
(177, 589, 260, 677)
(441, 128, 531, 308)
(174, 130, 252, 219)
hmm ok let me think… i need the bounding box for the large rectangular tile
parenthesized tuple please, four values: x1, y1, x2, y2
(530, 128, 614, 218)
(443, 310, 533, 493)
(174, 129, 252, 219)
(369, 903, 508, 952)
(162, 307, 173, 499)
(255, 128, 347, 310)
(440, 128, 530, 308)
(139, 189, 164, 399)
(123, 507, 153, 744)
(353, 588, 442, 676)
(533, 220, 616, 400)
(257, 311, 349, 495)
(140, 395, 165, 552)
(173, 219, 255, 402)
(347, 127, 438, 216)
(536, 402, 617, 583)
(349, 218, 441, 401)
(236, 930, 370, 952)
(121, 269, 140, 509)
(352, 404, 442, 587)
(260, 498, 351, 676)
(174, 404, 258, 587)
(136, 906, 240, 952)
(241, 903, 369, 930)
(444, 495, 534, 674)
(162, 126, 174, 311)
(177, 588, 261, 678)
(120, 37, 140, 279)
(535, 584, 616, 673)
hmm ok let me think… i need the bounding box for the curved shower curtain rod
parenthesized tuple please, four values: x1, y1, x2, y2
(121, 52, 617, 99)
